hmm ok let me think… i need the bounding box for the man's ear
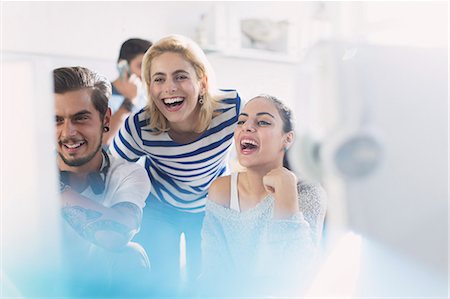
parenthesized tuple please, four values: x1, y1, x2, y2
(103, 107, 112, 128)
(284, 131, 294, 150)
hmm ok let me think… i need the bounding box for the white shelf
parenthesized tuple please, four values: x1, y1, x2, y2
(203, 46, 300, 64)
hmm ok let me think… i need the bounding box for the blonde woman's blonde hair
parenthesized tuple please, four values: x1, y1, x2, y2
(142, 34, 219, 134)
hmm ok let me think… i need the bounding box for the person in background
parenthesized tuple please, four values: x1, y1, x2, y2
(200, 94, 327, 296)
(110, 34, 241, 295)
(103, 38, 152, 145)
(54, 66, 151, 296)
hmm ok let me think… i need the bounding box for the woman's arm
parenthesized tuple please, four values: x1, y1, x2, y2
(200, 209, 231, 274)
(199, 177, 233, 291)
(109, 112, 147, 162)
(262, 167, 299, 219)
(260, 168, 326, 288)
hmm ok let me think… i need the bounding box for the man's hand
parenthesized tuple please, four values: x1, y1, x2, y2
(114, 73, 141, 102)
(263, 167, 299, 219)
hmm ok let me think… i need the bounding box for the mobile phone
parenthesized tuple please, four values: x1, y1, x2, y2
(117, 60, 130, 81)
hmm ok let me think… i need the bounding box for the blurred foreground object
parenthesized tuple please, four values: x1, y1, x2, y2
(1, 52, 65, 296)
(290, 41, 448, 297)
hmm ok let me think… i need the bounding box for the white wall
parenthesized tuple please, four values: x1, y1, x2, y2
(2, 2, 205, 59)
(2, 2, 206, 81)
(1, 1, 306, 104)
(2, 1, 447, 103)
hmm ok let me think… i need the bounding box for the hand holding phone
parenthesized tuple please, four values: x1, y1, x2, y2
(117, 60, 130, 82)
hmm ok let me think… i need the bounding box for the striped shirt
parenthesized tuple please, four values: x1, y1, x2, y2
(111, 90, 241, 213)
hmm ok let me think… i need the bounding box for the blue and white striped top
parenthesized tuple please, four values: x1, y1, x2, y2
(110, 90, 241, 213)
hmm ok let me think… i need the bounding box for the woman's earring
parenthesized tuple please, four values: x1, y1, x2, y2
(103, 126, 110, 132)
(198, 94, 204, 105)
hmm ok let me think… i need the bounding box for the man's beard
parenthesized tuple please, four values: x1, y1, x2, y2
(58, 135, 103, 167)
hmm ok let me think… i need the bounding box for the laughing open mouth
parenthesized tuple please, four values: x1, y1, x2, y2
(240, 139, 259, 150)
(163, 97, 184, 108)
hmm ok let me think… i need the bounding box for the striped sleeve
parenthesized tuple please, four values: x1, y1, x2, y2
(110, 109, 148, 162)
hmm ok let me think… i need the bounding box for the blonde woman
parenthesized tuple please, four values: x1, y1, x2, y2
(110, 34, 241, 295)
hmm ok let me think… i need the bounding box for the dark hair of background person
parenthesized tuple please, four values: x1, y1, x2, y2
(118, 38, 153, 63)
(53, 66, 111, 119)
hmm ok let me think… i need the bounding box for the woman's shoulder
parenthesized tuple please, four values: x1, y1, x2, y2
(215, 89, 239, 100)
(124, 108, 156, 132)
(297, 178, 326, 198)
(215, 89, 241, 107)
(297, 179, 327, 213)
(212, 89, 242, 120)
(207, 175, 232, 208)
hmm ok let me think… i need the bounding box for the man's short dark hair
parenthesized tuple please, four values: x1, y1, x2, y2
(53, 66, 111, 119)
(118, 38, 152, 63)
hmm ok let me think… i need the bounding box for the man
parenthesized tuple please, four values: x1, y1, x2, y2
(103, 38, 152, 145)
(53, 66, 151, 295)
